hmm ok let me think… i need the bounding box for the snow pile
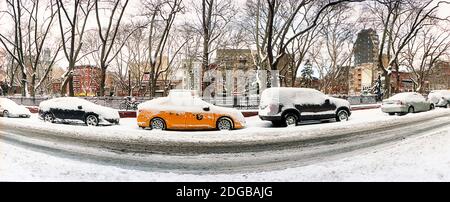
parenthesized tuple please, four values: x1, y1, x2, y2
(0, 98, 32, 116)
(39, 97, 119, 120)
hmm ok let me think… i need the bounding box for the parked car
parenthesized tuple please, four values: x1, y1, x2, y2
(39, 97, 120, 126)
(0, 98, 31, 118)
(382, 92, 435, 116)
(258, 88, 352, 127)
(137, 92, 246, 131)
(428, 90, 450, 108)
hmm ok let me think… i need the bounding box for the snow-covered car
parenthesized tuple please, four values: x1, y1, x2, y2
(382, 92, 435, 116)
(137, 93, 246, 131)
(259, 88, 352, 127)
(0, 98, 31, 118)
(38, 97, 120, 126)
(428, 90, 450, 108)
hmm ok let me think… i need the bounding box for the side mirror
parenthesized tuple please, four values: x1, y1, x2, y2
(203, 106, 210, 112)
(78, 106, 83, 110)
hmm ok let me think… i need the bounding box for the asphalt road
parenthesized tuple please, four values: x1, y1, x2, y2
(1, 113, 450, 174)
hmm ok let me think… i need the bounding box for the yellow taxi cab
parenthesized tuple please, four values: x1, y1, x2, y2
(137, 92, 246, 131)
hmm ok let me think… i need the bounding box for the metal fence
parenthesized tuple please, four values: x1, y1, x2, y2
(2, 95, 378, 110)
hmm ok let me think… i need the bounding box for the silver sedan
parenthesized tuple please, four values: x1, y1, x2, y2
(382, 92, 435, 116)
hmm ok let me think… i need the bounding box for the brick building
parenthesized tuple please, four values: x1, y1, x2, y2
(390, 70, 415, 93)
(428, 61, 450, 91)
(72, 65, 101, 97)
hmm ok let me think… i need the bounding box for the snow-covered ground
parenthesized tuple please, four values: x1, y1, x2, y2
(1, 122, 450, 181)
(1, 108, 445, 140)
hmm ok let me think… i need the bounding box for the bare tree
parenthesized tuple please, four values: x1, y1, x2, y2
(245, 0, 364, 88)
(94, 0, 131, 96)
(0, 0, 30, 96)
(185, 0, 237, 92)
(141, 0, 184, 98)
(0, 0, 61, 97)
(366, 0, 448, 97)
(56, 0, 95, 96)
(310, 5, 355, 94)
(401, 26, 450, 93)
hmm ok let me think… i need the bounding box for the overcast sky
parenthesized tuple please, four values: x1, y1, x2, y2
(0, 0, 449, 70)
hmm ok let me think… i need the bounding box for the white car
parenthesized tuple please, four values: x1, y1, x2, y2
(39, 97, 120, 126)
(382, 92, 435, 115)
(0, 98, 32, 118)
(428, 90, 450, 108)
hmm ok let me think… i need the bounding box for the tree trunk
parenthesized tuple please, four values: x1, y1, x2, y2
(383, 71, 391, 99)
(99, 66, 106, 96)
(30, 74, 36, 97)
(21, 68, 27, 97)
(61, 62, 75, 97)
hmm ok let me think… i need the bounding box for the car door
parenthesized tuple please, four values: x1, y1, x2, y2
(163, 102, 187, 129)
(71, 104, 87, 121)
(320, 96, 337, 116)
(50, 100, 67, 119)
(295, 90, 332, 120)
(185, 99, 215, 130)
(417, 94, 429, 112)
(294, 91, 321, 119)
(411, 93, 427, 112)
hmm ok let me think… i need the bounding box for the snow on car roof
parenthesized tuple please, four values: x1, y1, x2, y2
(261, 87, 327, 106)
(388, 92, 425, 102)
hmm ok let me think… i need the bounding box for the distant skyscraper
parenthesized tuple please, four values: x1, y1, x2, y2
(354, 29, 379, 66)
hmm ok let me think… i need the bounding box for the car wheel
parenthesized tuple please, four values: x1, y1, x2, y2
(408, 106, 415, 114)
(388, 113, 396, 116)
(430, 104, 435, 111)
(150, 118, 166, 130)
(44, 113, 55, 123)
(284, 113, 298, 127)
(217, 117, 233, 131)
(3, 110, 9, 118)
(336, 110, 349, 122)
(85, 115, 99, 127)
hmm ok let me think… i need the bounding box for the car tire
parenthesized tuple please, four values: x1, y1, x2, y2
(85, 115, 99, 127)
(388, 113, 396, 116)
(150, 118, 166, 130)
(430, 104, 435, 111)
(283, 113, 298, 127)
(44, 113, 55, 123)
(408, 106, 415, 114)
(336, 110, 349, 122)
(217, 117, 234, 131)
(2, 110, 9, 118)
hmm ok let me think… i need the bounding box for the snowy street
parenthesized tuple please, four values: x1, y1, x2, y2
(1, 108, 450, 181)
